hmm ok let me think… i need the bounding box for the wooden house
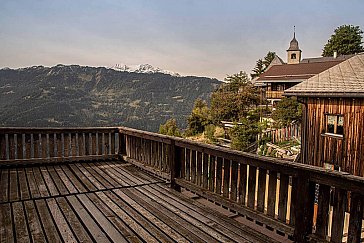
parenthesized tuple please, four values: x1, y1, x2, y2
(285, 53, 364, 176)
(254, 32, 352, 107)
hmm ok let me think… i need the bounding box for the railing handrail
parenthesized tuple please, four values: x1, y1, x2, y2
(119, 126, 364, 195)
(0, 127, 119, 134)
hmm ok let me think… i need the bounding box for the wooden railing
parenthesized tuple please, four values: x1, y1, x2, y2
(1, 126, 363, 242)
(259, 123, 301, 143)
(0, 127, 119, 165)
(119, 126, 364, 243)
(266, 91, 284, 99)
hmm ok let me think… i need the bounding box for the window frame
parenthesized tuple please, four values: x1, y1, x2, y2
(323, 114, 344, 138)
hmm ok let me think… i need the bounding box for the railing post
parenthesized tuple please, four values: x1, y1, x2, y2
(293, 172, 315, 242)
(170, 139, 181, 192)
(118, 130, 127, 160)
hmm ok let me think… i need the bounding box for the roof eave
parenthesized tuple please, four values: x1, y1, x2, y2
(284, 92, 364, 98)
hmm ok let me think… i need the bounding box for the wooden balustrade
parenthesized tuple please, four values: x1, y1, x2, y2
(118, 126, 364, 243)
(0, 127, 119, 165)
(1, 126, 363, 242)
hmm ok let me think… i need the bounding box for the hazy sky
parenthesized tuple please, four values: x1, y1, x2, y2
(1, 0, 363, 80)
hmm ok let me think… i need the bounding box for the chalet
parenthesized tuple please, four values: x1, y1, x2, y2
(254, 32, 352, 107)
(285, 53, 364, 176)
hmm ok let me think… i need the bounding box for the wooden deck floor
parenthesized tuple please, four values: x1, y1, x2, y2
(0, 161, 280, 243)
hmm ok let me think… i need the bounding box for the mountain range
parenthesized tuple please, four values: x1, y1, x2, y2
(0, 64, 220, 131)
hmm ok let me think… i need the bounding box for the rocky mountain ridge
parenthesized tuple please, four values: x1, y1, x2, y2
(0, 64, 220, 131)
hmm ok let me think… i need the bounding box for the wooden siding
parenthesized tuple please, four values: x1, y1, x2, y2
(301, 97, 364, 176)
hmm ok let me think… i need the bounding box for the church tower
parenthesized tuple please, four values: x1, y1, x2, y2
(287, 27, 302, 64)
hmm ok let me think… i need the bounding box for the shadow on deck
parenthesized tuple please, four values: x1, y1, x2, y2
(0, 161, 280, 242)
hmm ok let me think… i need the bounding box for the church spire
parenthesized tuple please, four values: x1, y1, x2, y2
(287, 26, 302, 64)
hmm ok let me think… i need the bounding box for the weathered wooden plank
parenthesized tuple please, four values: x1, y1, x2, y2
(331, 188, 347, 243)
(0, 134, 6, 160)
(75, 163, 106, 190)
(9, 168, 19, 202)
(18, 168, 30, 201)
(47, 198, 78, 242)
(208, 155, 216, 192)
(67, 195, 111, 243)
(289, 176, 297, 226)
(175, 178, 294, 236)
(247, 165, 257, 209)
(118, 188, 191, 242)
(78, 133, 85, 156)
(151, 183, 277, 243)
(23, 200, 47, 243)
(68, 164, 98, 191)
(185, 148, 191, 181)
(0, 203, 14, 243)
(56, 197, 94, 242)
(215, 157, 223, 195)
(12, 202, 30, 243)
(99, 191, 158, 242)
(202, 153, 209, 189)
(196, 151, 203, 186)
(41, 134, 48, 159)
(267, 170, 277, 217)
(16, 134, 23, 159)
(24, 134, 31, 159)
(32, 167, 49, 197)
(278, 173, 289, 222)
(25, 168, 40, 199)
(111, 132, 116, 155)
(40, 166, 59, 196)
(239, 163, 247, 205)
(98, 133, 104, 155)
(54, 165, 82, 193)
(257, 168, 267, 212)
(133, 186, 237, 242)
(78, 193, 128, 242)
(315, 184, 330, 238)
(49, 133, 55, 158)
(87, 192, 143, 242)
(293, 173, 315, 243)
(230, 160, 239, 201)
(91, 133, 97, 156)
(47, 166, 69, 195)
(83, 163, 116, 189)
(56, 133, 62, 158)
(347, 192, 364, 243)
(223, 159, 231, 198)
(191, 150, 197, 184)
(63, 133, 70, 158)
(8, 134, 15, 160)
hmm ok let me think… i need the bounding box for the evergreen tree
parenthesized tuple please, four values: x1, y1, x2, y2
(271, 97, 302, 128)
(251, 51, 276, 79)
(186, 99, 211, 135)
(159, 118, 182, 137)
(322, 25, 364, 57)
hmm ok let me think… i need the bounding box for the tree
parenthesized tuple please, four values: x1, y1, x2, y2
(186, 99, 211, 135)
(210, 72, 260, 123)
(159, 118, 181, 137)
(230, 116, 260, 151)
(271, 97, 302, 128)
(251, 51, 276, 79)
(322, 25, 364, 57)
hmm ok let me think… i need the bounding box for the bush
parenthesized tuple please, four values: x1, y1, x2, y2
(204, 124, 216, 142)
(159, 118, 181, 137)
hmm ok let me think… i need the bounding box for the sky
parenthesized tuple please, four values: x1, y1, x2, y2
(0, 0, 363, 80)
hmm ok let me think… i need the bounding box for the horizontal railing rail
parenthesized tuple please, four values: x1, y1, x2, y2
(0, 127, 119, 165)
(118, 126, 364, 243)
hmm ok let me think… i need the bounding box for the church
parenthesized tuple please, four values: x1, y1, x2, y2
(254, 30, 353, 107)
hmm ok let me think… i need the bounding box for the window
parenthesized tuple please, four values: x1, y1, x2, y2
(291, 53, 296, 59)
(325, 114, 344, 136)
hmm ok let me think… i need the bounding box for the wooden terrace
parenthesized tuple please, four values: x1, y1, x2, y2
(1, 127, 364, 242)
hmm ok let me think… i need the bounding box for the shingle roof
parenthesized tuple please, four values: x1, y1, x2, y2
(255, 60, 343, 83)
(284, 53, 364, 97)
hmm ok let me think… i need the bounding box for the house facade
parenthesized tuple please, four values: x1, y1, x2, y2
(285, 53, 364, 176)
(255, 32, 352, 107)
